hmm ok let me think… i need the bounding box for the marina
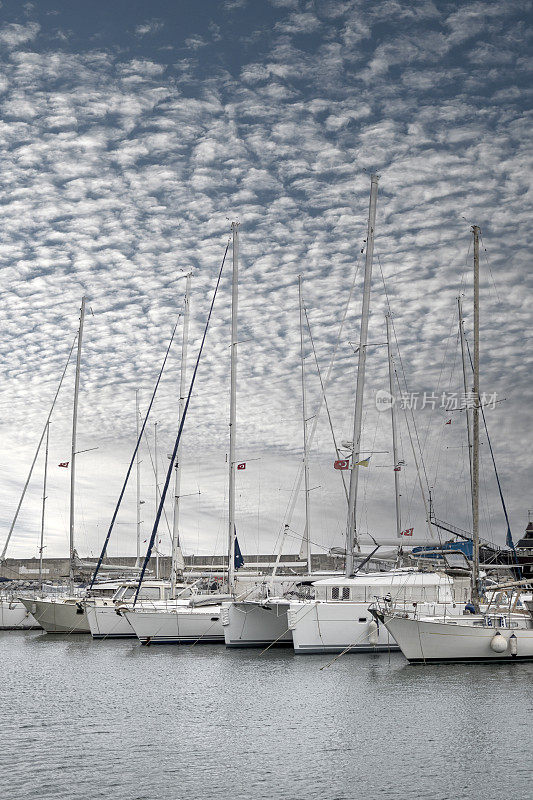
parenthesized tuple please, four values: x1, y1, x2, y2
(0, 1, 531, 798)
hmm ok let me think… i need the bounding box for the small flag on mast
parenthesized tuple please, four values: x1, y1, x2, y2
(237, 463, 246, 470)
(58, 462, 69, 468)
(355, 457, 370, 467)
(445, 419, 451, 425)
(334, 459, 350, 470)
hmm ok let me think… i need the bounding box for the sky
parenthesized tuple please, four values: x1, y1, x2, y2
(0, 0, 531, 561)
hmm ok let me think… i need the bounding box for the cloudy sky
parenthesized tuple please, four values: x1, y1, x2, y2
(0, 0, 531, 562)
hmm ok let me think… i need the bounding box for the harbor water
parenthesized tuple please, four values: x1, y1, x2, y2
(2, 631, 531, 800)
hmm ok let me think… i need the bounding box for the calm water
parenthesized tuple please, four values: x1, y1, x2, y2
(1, 631, 531, 800)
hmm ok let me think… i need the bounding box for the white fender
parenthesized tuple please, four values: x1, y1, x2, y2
(490, 631, 508, 653)
(367, 619, 379, 646)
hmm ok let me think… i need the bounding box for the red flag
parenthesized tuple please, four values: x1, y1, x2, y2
(334, 459, 350, 470)
(445, 419, 451, 425)
(237, 463, 246, 470)
(393, 466, 401, 472)
(401, 527, 414, 536)
(58, 462, 69, 468)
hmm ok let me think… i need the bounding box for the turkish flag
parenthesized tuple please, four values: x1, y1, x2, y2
(334, 459, 349, 470)
(58, 462, 69, 468)
(237, 463, 246, 470)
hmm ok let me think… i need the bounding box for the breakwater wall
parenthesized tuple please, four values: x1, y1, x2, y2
(0, 553, 344, 583)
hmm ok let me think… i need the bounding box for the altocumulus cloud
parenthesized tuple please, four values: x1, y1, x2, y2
(0, 0, 531, 559)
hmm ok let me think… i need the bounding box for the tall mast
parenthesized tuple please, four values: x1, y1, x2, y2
(298, 276, 312, 572)
(471, 225, 481, 609)
(69, 296, 86, 593)
(227, 222, 239, 592)
(171, 272, 191, 596)
(386, 314, 401, 539)
(135, 390, 142, 568)
(39, 421, 50, 593)
(345, 175, 379, 576)
(154, 421, 159, 580)
(457, 296, 474, 504)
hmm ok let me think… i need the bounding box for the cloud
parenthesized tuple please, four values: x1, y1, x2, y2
(0, 1, 531, 561)
(135, 20, 164, 37)
(0, 21, 40, 49)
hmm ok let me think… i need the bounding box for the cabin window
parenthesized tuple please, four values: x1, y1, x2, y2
(137, 587, 161, 600)
(358, 617, 367, 623)
(331, 587, 340, 600)
(342, 587, 350, 600)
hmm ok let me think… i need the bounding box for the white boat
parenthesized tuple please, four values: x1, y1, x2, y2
(125, 224, 247, 645)
(373, 229, 533, 664)
(288, 569, 472, 654)
(222, 574, 336, 648)
(374, 601, 533, 663)
(0, 596, 40, 630)
(222, 596, 293, 648)
(86, 581, 183, 639)
(18, 581, 137, 634)
(123, 597, 226, 644)
(19, 594, 91, 633)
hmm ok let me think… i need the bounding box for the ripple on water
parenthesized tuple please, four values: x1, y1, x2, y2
(1, 631, 532, 800)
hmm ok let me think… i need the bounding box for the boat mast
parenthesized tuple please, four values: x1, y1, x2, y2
(457, 296, 474, 505)
(39, 421, 50, 593)
(135, 390, 142, 568)
(227, 222, 239, 593)
(171, 272, 191, 596)
(345, 175, 379, 576)
(298, 276, 312, 573)
(154, 421, 159, 580)
(69, 296, 86, 593)
(471, 225, 481, 609)
(386, 314, 401, 539)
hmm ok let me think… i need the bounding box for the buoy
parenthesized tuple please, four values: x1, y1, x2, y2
(490, 631, 508, 653)
(509, 633, 518, 656)
(368, 619, 379, 646)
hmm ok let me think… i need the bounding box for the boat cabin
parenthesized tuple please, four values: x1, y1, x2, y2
(311, 570, 469, 605)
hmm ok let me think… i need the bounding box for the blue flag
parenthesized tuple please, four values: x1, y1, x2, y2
(506, 526, 515, 551)
(234, 528, 244, 570)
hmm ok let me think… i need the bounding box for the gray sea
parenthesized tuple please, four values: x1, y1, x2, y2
(1, 631, 531, 800)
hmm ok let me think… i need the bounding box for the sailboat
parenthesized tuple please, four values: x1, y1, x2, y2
(19, 296, 168, 633)
(287, 176, 478, 654)
(18, 298, 94, 632)
(124, 225, 296, 643)
(221, 274, 342, 648)
(87, 274, 193, 640)
(124, 223, 244, 644)
(372, 226, 533, 663)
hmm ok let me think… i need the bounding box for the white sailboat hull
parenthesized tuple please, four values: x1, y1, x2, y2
(124, 605, 224, 644)
(289, 599, 398, 654)
(381, 612, 533, 663)
(222, 600, 292, 647)
(0, 598, 40, 629)
(86, 603, 135, 639)
(19, 597, 90, 633)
